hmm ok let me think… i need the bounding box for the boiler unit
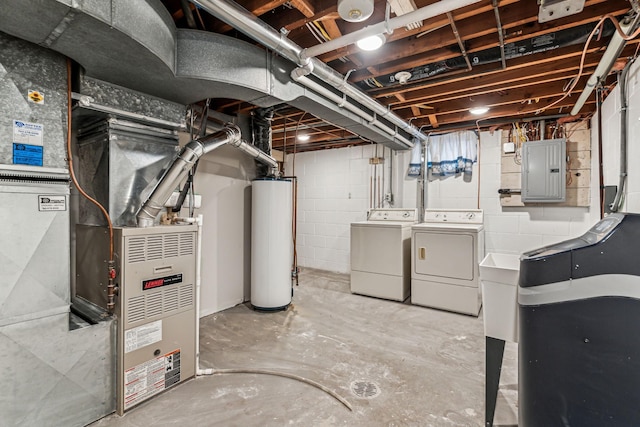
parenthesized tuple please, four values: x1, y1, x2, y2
(76, 224, 197, 415)
(251, 178, 293, 311)
(519, 213, 640, 426)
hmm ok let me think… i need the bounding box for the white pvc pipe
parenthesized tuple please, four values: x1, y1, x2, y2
(195, 214, 214, 376)
(302, 0, 482, 59)
(571, 18, 635, 115)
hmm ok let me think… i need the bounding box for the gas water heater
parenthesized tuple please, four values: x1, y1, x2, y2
(251, 178, 293, 310)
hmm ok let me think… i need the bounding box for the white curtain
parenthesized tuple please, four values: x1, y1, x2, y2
(427, 131, 478, 182)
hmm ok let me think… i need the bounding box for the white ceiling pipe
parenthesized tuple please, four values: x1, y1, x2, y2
(190, 0, 423, 145)
(571, 15, 638, 115)
(293, 74, 415, 148)
(302, 0, 482, 59)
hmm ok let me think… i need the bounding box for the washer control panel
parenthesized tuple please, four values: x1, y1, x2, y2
(423, 209, 484, 224)
(368, 209, 417, 222)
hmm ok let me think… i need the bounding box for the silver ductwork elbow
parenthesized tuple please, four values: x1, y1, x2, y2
(228, 138, 279, 170)
(136, 124, 242, 227)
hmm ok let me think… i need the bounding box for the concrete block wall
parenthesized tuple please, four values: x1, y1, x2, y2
(288, 128, 602, 274)
(477, 131, 599, 254)
(598, 58, 640, 213)
(285, 144, 393, 273)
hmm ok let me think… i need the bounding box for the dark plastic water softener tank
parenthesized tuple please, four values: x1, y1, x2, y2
(518, 213, 640, 426)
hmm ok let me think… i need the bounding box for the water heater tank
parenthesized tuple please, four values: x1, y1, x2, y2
(251, 178, 293, 310)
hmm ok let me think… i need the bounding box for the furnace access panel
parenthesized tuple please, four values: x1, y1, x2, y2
(76, 224, 197, 415)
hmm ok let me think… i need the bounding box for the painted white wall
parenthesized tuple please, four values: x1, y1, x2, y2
(476, 131, 599, 254)
(284, 144, 395, 273)
(287, 127, 603, 274)
(598, 58, 640, 213)
(193, 145, 255, 317)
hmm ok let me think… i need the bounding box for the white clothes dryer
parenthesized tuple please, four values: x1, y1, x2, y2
(350, 209, 417, 301)
(411, 209, 485, 316)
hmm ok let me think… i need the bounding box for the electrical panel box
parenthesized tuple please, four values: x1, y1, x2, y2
(521, 138, 566, 203)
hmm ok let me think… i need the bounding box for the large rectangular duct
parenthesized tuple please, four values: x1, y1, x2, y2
(76, 118, 180, 227)
(0, 30, 115, 427)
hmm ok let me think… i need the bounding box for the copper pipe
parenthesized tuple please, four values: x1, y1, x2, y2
(492, 0, 507, 69)
(67, 58, 117, 313)
(447, 12, 472, 71)
(283, 176, 299, 285)
(370, 174, 373, 209)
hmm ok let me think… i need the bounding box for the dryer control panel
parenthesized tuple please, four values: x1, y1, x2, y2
(368, 208, 417, 222)
(424, 209, 484, 224)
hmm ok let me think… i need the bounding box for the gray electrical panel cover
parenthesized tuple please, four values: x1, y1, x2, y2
(521, 138, 566, 202)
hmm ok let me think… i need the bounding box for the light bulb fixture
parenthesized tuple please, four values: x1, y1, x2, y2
(337, 0, 374, 23)
(356, 34, 386, 51)
(297, 134, 310, 142)
(469, 106, 489, 115)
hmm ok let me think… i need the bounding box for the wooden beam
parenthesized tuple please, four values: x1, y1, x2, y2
(210, 0, 288, 33)
(428, 115, 439, 128)
(289, 0, 315, 18)
(329, 0, 630, 78)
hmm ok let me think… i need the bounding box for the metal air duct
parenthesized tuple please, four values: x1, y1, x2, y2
(137, 125, 241, 227)
(190, 0, 424, 146)
(137, 124, 278, 227)
(0, 1, 413, 149)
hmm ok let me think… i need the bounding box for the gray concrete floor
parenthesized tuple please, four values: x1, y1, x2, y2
(92, 268, 518, 427)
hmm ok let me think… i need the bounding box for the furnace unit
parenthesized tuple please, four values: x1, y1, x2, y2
(76, 224, 197, 414)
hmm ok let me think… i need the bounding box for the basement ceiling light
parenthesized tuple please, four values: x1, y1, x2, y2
(394, 71, 412, 84)
(356, 34, 386, 51)
(338, 0, 374, 22)
(297, 134, 310, 142)
(469, 106, 489, 115)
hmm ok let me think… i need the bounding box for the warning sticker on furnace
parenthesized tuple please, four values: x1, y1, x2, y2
(124, 349, 181, 410)
(125, 320, 162, 353)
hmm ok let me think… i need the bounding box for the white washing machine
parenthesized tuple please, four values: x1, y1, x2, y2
(350, 209, 417, 301)
(411, 209, 485, 316)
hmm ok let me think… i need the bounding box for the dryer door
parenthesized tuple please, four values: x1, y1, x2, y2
(413, 231, 475, 281)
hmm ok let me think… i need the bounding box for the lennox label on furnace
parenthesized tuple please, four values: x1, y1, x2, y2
(142, 273, 183, 291)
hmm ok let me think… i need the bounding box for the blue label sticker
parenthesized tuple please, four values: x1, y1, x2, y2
(13, 143, 43, 166)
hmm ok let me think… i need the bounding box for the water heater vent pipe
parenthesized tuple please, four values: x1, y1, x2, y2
(136, 125, 241, 227)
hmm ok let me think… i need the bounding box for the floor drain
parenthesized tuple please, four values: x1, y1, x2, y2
(350, 380, 381, 399)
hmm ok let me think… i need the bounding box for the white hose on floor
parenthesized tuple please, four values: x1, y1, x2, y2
(205, 368, 353, 411)
(193, 217, 351, 411)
